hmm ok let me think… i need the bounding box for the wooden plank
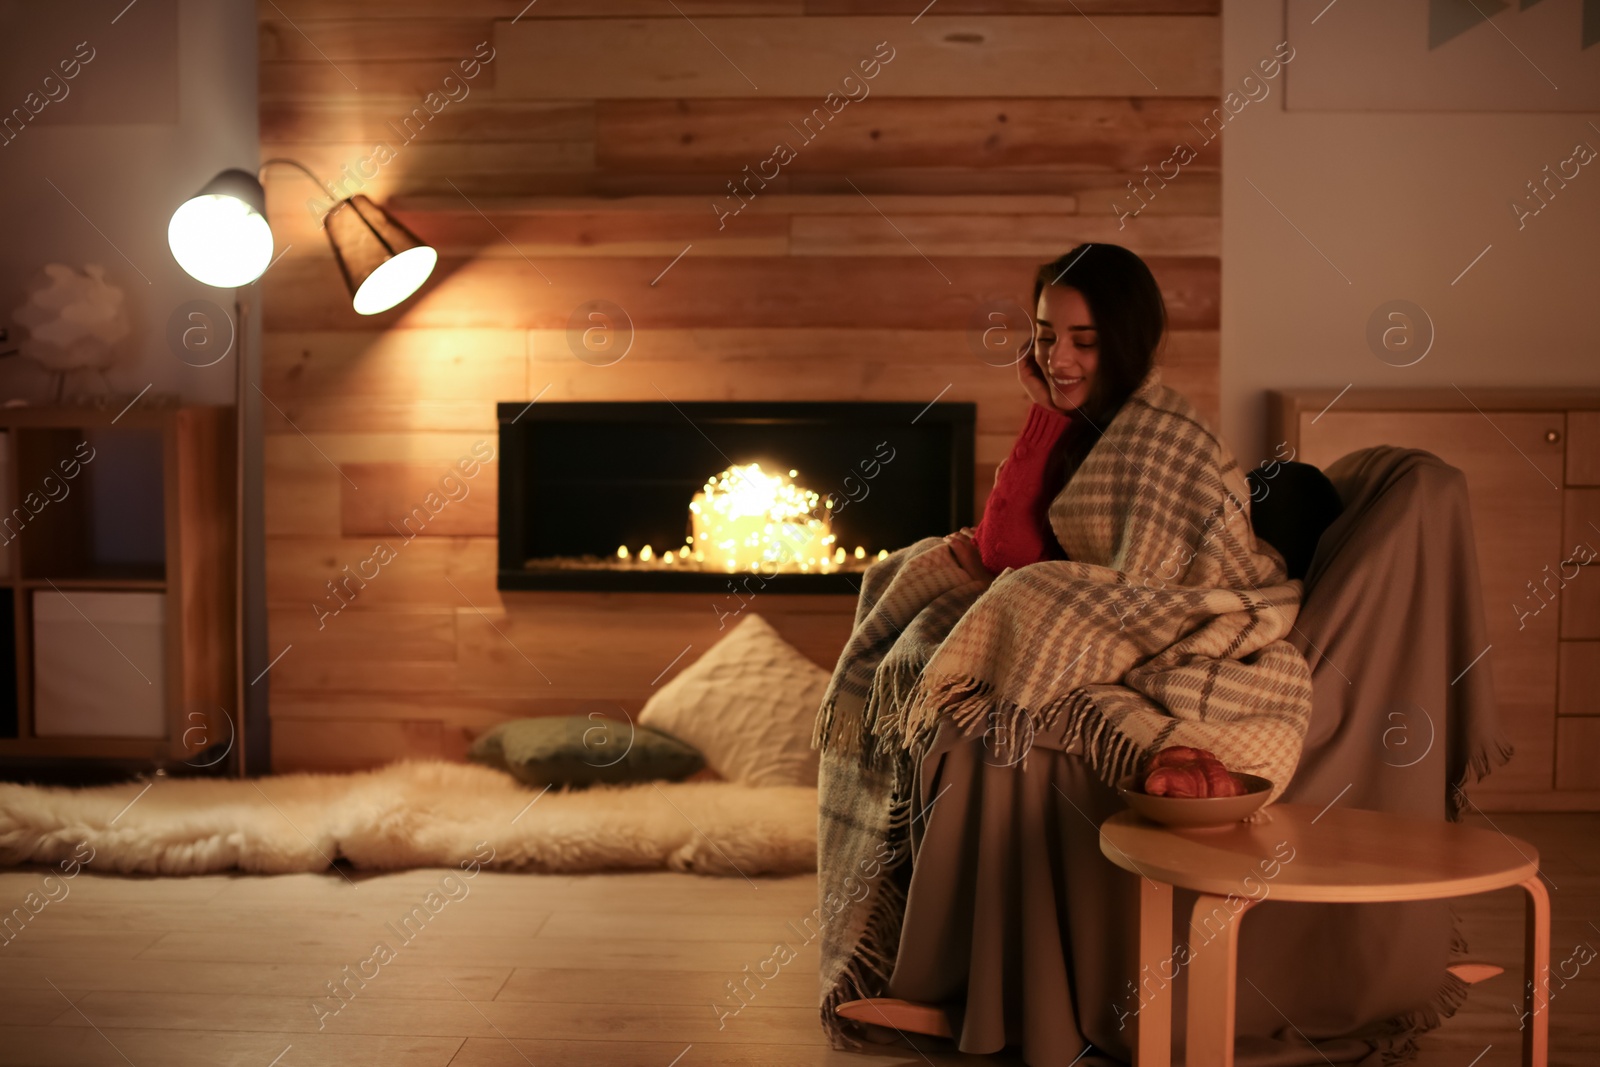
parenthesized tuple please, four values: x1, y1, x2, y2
(262, 430, 501, 466)
(264, 452, 341, 538)
(260, 18, 492, 62)
(266, 0, 802, 17)
(262, 60, 508, 100)
(339, 463, 498, 538)
(254, 329, 1214, 433)
(171, 408, 238, 764)
(260, 100, 594, 144)
(259, 254, 1219, 331)
(522, 325, 1216, 364)
(258, 140, 595, 202)
(265, 537, 497, 609)
(453, 599, 854, 697)
(390, 193, 1084, 215)
(271, 718, 445, 772)
(809, 0, 1218, 10)
(494, 16, 1220, 99)
(260, 330, 524, 435)
(282, 166, 1218, 202)
(1274, 388, 1600, 415)
(272, 207, 792, 259)
(790, 213, 1218, 257)
(595, 97, 1222, 173)
(269, 606, 459, 664)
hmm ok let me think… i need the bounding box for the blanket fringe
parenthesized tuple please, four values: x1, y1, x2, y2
(1449, 734, 1516, 822)
(819, 822, 912, 1049)
(891, 674, 1147, 792)
(1367, 916, 1474, 1066)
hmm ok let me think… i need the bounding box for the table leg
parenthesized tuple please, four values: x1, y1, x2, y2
(1520, 876, 1550, 1067)
(1185, 893, 1256, 1067)
(1131, 877, 1173, 1067)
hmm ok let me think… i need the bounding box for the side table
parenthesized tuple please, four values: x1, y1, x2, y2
(1099, 803, 1549, 1067)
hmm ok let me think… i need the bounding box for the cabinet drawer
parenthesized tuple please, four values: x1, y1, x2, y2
(1569, 412, 1600, 486)
(1565, 489, 1600, 550)
(1560, 570, 1600, 639)
(1559, 642, 1600, 716)
(1555, 717, 1600, 790)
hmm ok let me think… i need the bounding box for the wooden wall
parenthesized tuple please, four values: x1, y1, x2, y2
(258, 1, 1223, 771)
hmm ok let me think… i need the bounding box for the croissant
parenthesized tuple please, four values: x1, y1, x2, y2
(1142, 746, 1245, 798)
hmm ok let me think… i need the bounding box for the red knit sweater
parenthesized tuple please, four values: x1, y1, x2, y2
(974, 404, 1073, 574)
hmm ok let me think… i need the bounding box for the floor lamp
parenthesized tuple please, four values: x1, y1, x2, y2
(166, 162, 439, 774)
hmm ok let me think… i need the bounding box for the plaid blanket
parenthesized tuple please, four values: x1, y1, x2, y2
(813, 371, 1314, 1046)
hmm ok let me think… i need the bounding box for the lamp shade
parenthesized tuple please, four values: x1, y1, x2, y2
(324, 195, 438, 316)
(167, 169, 274, 288)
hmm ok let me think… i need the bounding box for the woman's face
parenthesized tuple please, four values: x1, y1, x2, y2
(1033, 285, 1099, 413)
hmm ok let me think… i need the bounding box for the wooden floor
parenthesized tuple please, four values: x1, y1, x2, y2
(0, 813, 1592, 1066)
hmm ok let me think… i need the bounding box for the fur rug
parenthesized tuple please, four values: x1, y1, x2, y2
(0, 761, 817, 877)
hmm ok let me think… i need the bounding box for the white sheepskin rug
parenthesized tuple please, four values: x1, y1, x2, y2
(0, 761, 817, 877)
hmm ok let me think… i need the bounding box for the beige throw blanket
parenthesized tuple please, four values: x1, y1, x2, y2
(814, 371, 1314, 1045)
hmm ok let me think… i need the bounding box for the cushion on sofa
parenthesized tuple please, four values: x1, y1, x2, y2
(1247, 460, 1344, 581)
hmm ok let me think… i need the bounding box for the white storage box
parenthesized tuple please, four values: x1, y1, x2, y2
(33, 590, 166, 738)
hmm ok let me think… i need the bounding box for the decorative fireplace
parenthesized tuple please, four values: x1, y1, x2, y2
(497, 401, 975, 592)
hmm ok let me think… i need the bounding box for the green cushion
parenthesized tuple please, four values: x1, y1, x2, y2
(469, 715, 705, 788)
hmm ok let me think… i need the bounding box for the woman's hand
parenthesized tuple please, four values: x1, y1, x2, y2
(943, 528, 994, 584)
(1017, 344, 1062, 413)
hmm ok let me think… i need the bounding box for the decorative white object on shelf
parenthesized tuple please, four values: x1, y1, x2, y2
(10, 264, 130, 398)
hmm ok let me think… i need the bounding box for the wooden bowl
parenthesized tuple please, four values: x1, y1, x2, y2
(1116, 773, 1274, 829)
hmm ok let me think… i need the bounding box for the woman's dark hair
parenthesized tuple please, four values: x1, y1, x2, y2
(1028, 243, 1166, 431)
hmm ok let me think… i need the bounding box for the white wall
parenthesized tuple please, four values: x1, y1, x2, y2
(0, 0, 258, 406)
(1222, 0, 1600, 465)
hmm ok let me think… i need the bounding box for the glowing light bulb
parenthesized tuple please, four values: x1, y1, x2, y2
(687, 462, 831, 574)
(617, 545, 630, 561)
(639, 545, 654, 562)
(168, 193, 274, 288)
(877, 549, 888, 560)
(834, 547, 846, 564)
(854, 546, 865, 560)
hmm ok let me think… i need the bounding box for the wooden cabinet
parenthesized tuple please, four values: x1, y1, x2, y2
(0, 405, 235, 769)
(1271, 389, 1600, 811)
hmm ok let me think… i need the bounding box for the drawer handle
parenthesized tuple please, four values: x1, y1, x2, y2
(1546, 429, 1562, 444)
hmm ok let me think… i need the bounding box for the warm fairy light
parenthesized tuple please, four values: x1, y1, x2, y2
(834, 546, 846, 564)
(663, 549, 677, 564)
(689, 462, 835, 573)
(877, 549, 888, 560)
(617, 545, 630, 560)
(639, 544, 654, 562)
(854, 546, 865, 560)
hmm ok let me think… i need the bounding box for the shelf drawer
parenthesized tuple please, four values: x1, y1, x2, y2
(1560, 568, 1600, 639)
(1569, 412, 1600, 486)
(1559, 642, 1600, 716)
(1556, 717, 1600, 790)
(33, 590, 166, 738)
(1565, 489, 1600, 551)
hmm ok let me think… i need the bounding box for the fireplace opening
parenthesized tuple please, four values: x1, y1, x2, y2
(497, 401, 975, 592)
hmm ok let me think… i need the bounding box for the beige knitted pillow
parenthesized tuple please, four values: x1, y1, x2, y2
(639, 613, 829, 787)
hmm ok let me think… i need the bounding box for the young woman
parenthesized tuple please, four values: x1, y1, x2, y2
(944, 242, 1165, 585)
(816, 243, 1315, 1065)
